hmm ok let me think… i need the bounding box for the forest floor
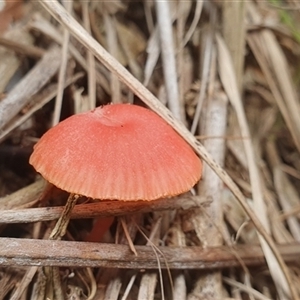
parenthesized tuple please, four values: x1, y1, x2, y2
(0, 1, 300, 299)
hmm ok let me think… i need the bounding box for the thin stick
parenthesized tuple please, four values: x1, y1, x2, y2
(0, 46, 61, 129)
(0, 73, 83, 143)
(45, 193, 79, 299)
(223, 277, 271, 300)
(82, 0, 96, 109)
(9, 267, 39, 300)
(216, 34, 295, 298)
(0, 195, 208, 224)
(0, 37, 45, 58)
(120, 217, 137, 256)
(155, 0, 181, 120)
(0, 238, 299, 269)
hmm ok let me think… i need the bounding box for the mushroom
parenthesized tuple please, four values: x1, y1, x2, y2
(29, 103, 202, 239)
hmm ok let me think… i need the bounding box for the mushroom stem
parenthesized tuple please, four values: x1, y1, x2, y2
(85, 216, 114, 243)
(49, 193, 79, 240)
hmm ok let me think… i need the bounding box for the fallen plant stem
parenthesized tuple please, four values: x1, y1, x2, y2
(0, 238, 299, 269)
(49, 194, 79, 240)
(0, 195, 208, 224)
(0, 37, 45, 58)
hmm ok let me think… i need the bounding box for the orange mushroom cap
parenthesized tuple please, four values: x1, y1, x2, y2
(29, 104, 202, 201)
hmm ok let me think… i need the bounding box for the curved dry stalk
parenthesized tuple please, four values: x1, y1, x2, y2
(0, 45, 61, 130)
(0, 73, 83, 143)
(85, 268, 97, 300)
(137, 218, 170, 300)
(189, 71, 228, 299)
(9, 267, 39, 300)
(247, 3, 300, 153)
(182, 0, 203, 47)
(36, 1, 297, 299)
(216, 33, 295, 299)
(223, 277, 272, 300)
(190, 20, 215, 134)
(267, 141, 300, 242)
(82, 0, 96, 109)
(121, 274, 137, 300)
(155, 0, 181, 121)
(52, 0, 72, 126)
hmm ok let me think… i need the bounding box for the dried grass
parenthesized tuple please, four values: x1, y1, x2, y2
(0, 0, 300, 299)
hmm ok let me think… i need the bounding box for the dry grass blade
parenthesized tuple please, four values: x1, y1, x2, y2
(137, 218, 168, 300)
(138, 272, 157, 300)
(121, 273, 137, 300)
(267, 141, 300, 241)
(143, 27, 159, 87)
(104, 13, 121, 104)
(52, 0, 72, 126)
(0, 195, 208, 224)
(155, 0, 181, 120)
(216, 33, 295, 298)
(104, 276, 122, 300)
(222, 0, 246, 91)
(0, 28, 34, 92)
(189, 41, 227, 299)
(190, 25, 215, 135)
(0, 180, 45, 210)
(0, 45, 61, 129)
(223, 277, 271, 300)
(9, 267, 38, 300)
(247, 3, 300, 153)
(82, 0, 96, 109)
(120, 217, 137, 256)
(182, 0, 203, 47)
(0, 36, 44, 58)
(0, 72, 83, 143)
(28, 14, 87, 71)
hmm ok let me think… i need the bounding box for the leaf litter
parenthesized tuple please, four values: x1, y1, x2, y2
(0, 0, 300, 299)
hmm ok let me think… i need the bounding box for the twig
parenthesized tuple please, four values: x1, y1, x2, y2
(190, 20, 215, 134)
(0, 195, 208, 224)
(0, 238, 299, 269)
(0, 37, 45, 58)
(0, 73, 84, 143)
(49, 194, 79, 240)
(216, 34, 296, 298)
(223, 277, 271, 300)
(9, 267, 39, 300)
(104, 13, 121, 104)
(120, 217, 137, 256)
(0, 45, 61, 129)
(182, 0, 203, 48)
(0, 180, 46, 210)
(190, 62, 228, 300)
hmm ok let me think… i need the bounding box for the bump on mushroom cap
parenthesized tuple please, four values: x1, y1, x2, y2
(29, 104, 202, 200)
